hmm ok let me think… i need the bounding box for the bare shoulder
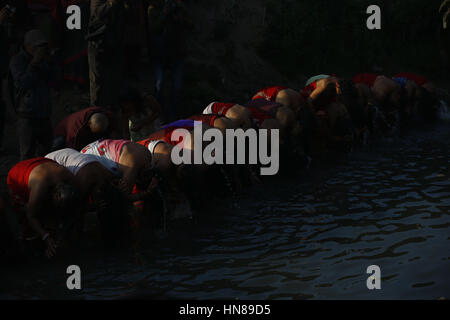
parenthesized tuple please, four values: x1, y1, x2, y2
(122, 142, 152, 163)
(28, 162, 62, 192)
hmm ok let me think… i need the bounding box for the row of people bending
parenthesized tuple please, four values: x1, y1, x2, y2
(1, 71, 441, 260)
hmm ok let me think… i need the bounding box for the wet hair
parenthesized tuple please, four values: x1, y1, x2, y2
(53, 183, 79, 211)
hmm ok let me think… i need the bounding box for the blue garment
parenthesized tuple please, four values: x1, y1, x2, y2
(9, 48, 55, 119)
(163, 119, 198, 129)
(392, 77, 408, 88)
(306, 74, 330, 86)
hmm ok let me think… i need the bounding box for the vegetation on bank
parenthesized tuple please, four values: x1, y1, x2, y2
(259, 0, 447, 79)
(179, 0, 448, 116)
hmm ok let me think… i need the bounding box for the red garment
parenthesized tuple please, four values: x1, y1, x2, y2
(131, 185, 144, 210)
(7, 158, 56, 209)
(252, 86, 288, 101)
(245, 99, 281, 118)
(137, 139, 151, 149)
(248, 108, 273, 126)
(148, 124, 194, 147)
(210, 103, 235, 115)
(188, 114, 221, 127)
(243, 99, 277, 126)
(352, 73, 380, 88)
(54, 107, 114, 151)
(300, 81, 318, 99)
(394, 73, 429, 86)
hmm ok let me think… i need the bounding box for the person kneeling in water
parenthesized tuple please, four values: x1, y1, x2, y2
(202, 102, 253, 129)
(252, 86, 305, 115)
(45, 148, 128, 244)
(81, 139, 156, 200)
(352, 73, 406, 135)
(301, 75, 354, 152)
(244, 99, 301, 146)
(393, 73, 440, 122)
(187, 114, 238, 133)
(7, 158, 81, 258)
(80, 139, 158, 240)
(336, 79, 370, 146)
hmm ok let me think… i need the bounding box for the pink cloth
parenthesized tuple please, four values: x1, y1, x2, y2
(81, 139, 131, 163)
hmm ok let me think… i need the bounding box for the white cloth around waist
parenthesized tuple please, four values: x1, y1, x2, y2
(46, 148, 120, 176)
(202, 102, 217, 115)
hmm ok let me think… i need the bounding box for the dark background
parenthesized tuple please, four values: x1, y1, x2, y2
(260, 0, 447, 78)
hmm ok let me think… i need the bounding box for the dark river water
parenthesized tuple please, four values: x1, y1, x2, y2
(1, 118, 449, 300)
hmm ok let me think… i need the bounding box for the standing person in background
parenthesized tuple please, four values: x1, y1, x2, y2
(0, 1, 30, 154)
(147, 0, 193, 122)
(118, 87, 161, 142)
(9, 29, 58, 160)
(87, 0, 125, 109)
(61, 0, 90, 89)
(26, 0, 61, 51)
(122, 0, 147, 80)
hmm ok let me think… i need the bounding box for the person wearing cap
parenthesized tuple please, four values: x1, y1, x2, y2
(147, 0, 194, 122)
(9, 29, 59, 160)
(87, 0, 126, 109)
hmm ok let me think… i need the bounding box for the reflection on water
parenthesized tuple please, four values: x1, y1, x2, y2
(1, 124, 449, 300)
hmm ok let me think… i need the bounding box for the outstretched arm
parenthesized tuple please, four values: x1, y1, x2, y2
(27, 182, 58, 257)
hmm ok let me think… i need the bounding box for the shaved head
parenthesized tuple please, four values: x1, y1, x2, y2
(89, 113, 110, 134)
